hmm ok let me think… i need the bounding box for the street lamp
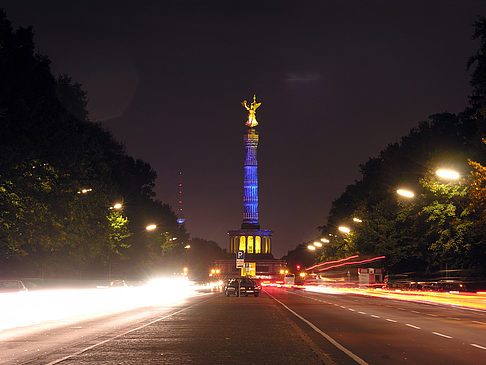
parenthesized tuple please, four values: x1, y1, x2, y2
(338, 226, 351, 234)
(307, 245, 316, 251)
(436, 168, 460, 180)
(353, 217, 363, 223)
(320, 238, 330, 243)
(396, 188, 415, 198)
(313, 241, 323, 247)
(110, 203, 122, 210)
(184, 245, 191, 249)
(145, 224, 157, 231)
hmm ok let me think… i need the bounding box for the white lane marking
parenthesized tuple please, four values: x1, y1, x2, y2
(340, 306, 347, 309)
(471, 344, 486, 350)
(411, 310, 420, 313)
(45, 297, 210, 365)
(473, 321, 486, 325)
(448, 317, 460, 320)
(405, 324, 421, 329)
(370, 315, 380, 318)
(432, 332, 452, 339)
(266, 291, 369, 365)
(348, 308, 355, 312)
(385, 319, 397, 323)
(426, 313, 438, 317)
(358, 311, 367, 315)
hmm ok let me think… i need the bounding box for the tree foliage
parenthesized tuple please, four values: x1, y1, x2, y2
(0, 10, 188, 279)
(314, 18, 486, 276)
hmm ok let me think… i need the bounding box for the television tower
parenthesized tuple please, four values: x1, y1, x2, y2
(177, 171, 185, 227)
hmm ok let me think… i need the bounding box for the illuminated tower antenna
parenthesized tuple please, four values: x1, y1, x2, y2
(177, 171, 185, 227)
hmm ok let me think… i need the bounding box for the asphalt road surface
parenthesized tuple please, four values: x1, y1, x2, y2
(1, 286, 485, 364)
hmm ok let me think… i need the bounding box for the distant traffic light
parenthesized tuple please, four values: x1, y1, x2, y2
(296, 265, 301, 270)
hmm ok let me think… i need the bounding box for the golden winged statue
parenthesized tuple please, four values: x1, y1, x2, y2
(242, 94, 261, 127)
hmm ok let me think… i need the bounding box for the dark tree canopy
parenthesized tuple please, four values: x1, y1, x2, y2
(0, 9, 189, 279)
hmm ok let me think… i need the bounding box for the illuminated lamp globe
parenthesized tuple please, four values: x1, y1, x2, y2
(396, 189, 415, 198)
(338, 226, 351, 234)
(436, 169, 460, 180)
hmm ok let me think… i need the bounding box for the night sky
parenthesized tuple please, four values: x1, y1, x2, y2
(4, 1, 486, 258)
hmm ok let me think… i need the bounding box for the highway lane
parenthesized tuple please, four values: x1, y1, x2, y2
(264, 286, 486, 364)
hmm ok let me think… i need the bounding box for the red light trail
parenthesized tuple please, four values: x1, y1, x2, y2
(306, 255, 359, 271)
(315, 256, 386, 272)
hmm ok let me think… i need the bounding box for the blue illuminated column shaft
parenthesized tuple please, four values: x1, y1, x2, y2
(242, 128, 260, 229)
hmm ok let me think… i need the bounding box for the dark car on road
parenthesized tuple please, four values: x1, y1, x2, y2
(224, 278, 260, 297)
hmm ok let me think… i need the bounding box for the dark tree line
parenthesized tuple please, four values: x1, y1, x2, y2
(309, 17, 486, 276)
(0, 10, 201, 279)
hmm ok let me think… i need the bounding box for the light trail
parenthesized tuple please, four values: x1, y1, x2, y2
(304, 286, 486, 311)
(306, 255, 359, 271)
(315, 256, 386, 272)
(0, 277, 205, 333)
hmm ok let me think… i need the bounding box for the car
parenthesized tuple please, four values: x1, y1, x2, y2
(224, 278, 260, 297)
(0, 280, 28, 293)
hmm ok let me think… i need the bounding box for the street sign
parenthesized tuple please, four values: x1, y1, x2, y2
(236, 250, 245, 260)
(241, 262, 256, 276)
(236, 259, 244, 268)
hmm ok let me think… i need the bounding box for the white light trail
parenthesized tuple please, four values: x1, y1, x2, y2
(0, 277, 202, 333)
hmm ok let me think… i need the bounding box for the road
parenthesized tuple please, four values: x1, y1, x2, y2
(1, 286, 485, 364)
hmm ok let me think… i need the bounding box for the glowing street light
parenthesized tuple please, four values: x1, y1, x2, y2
(436, 168, 460, 180)
(145, 224, 157, 231)
(307, 245, 316, 251)
(353, 217, 363, 223)
(396, 189, 415, 198)
(77, 188, 92, 194)
(313, 241, 323, 247)
(320, 238, 330, 243)
(184, 245, 191, 249)
(110, 203, 122, 210)
(338, 226, 351, 234)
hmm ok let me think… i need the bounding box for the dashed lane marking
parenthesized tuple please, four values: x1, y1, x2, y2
(348, 308, 355, 312)
(370, 315, 380, 318)
(358, 311, 367, 315)
(473, 321, 486, 325)
(471, 344, 486, 350)
(432, 332, 452, 339)
(266, 291, 369, 365)
(385, 319, 397, 323)
(405, 324, 421, 329)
